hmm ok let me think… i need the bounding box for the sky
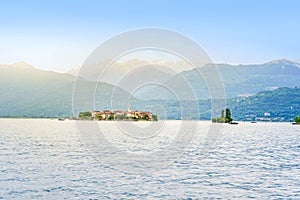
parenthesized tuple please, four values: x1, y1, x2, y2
(0, 0, 300, 72)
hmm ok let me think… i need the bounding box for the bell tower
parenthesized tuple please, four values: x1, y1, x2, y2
(127, 105, 131, 112)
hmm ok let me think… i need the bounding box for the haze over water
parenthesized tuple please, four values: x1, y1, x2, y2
(0, 119, 299, 199)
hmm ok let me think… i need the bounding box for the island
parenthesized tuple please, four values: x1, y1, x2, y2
(78, 106, 158, 121)
(212, 108, 238, 124)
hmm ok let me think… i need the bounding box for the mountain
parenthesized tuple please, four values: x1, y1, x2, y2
(229, 87, 300, 121)
(210, 59, 300, 97)
(0, 62, 131, 117)
(1, 60, 299, 119)
(132, 87, 300, 121)
(66, 59, 194, 85)
(135, 59, 300, 100)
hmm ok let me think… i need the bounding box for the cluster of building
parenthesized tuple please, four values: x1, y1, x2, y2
(91, 106, 153, 121)
(245, 112, 285, 122)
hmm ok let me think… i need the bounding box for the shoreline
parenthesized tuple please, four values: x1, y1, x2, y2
(0, 118, 298, 123)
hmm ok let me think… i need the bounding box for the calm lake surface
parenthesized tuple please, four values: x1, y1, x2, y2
(0, 119, 299, 199)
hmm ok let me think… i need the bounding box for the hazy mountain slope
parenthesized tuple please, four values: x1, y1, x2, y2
(135, 87, 300, 121)
(1, 61, 299, 119)
(0, 62, 131, 117)
(135, 59, 300, 100)
(218, 59, 300, 97)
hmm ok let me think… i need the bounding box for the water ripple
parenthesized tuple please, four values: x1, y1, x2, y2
(0, 119, 299, 199)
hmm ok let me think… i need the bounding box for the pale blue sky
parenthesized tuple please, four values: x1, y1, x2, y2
(0, 0, 299, 72)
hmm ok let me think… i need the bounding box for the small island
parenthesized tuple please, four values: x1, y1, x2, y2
(212, 108, 238, 124)
(78, 106, 158, 121)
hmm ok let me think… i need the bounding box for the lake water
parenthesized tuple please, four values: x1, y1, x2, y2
(0, 119, 299, 199)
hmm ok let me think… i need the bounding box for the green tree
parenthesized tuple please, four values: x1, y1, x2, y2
(225, 108, 232, 123)
(79, 111, 92, 119)
(96, 115, 103, 120)
(295, 116, 300, 123)
(221, 109, 224, 118)
(143, 114, 149, 120)
(108, 114, 114, 120)
(152, 114, 158, 121)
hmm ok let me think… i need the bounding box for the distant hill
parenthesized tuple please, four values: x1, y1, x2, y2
(1, 61, 299, 120)
(135, 59, 300, 100)
(136, 87, 300, 121)
(0, 62, 131, 117)
(229, 87, 300, 121)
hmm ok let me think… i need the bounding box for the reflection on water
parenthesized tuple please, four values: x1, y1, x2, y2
(0, 119, 299, 199)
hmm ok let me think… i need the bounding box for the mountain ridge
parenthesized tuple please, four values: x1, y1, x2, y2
(135, 59, 300, 100)
(0, 59, 299, 118)
(0, 62, 132, 117)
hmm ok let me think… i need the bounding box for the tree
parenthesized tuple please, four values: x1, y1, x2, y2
(225, 108, 232, 123)
(152, 114, 158, 121)
(295, 116, 300, 123)
(213, 108, 233, 123)
(221, 109, 224, 118)
(96, 115, 103, 120)
(143, 114, 149, 120)
(108, 114, 114, 120)
(79, 111, 92, 119)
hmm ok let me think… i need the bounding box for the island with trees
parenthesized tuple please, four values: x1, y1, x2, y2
(78, 106, 158, 121)
(212, 108, 238, 124)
